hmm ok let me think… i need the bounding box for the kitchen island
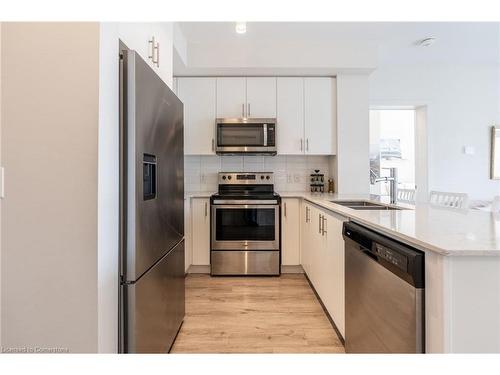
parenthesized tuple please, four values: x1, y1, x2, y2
(282, 192, 500, 353)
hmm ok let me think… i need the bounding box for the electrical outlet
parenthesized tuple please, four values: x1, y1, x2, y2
(463, 146, 475, 155)
(287, 174, 292, 183)
(294, 174, 301, 183)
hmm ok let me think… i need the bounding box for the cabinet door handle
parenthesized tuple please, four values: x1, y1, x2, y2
(148, 36, 155, 60)
(204, 202, 208, 217)
(300, 138, 303, 152)
(284, 202, 287, 218)
(322, 216, 327, 235)
(306, 138, 309, 152)
(148, 36, 159, 67)
(212, 138, 215, 151)
(248, 103, 251, 117)
(305, 206, 308, 223)
(155, 42, 160, 67)
(242, 103, 245, 118)
(319, 214, 322, 234)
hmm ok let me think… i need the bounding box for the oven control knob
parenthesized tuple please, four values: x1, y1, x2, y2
(228, 175, 232, 180)
(266, 175, 270, 180)
(222, 175, 226, 180)
(260, 175, 265, 180)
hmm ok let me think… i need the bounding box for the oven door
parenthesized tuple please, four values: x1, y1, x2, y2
(216, 120, 276, 154)
(211, 203, 279, 250)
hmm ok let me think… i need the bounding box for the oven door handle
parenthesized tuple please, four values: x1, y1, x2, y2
(212, 200, 279, 205)
(212, 203, 279, 209)
(263, 123, 268, 146)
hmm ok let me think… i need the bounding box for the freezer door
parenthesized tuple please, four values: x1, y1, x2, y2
(121, 49, 184, 281)
(122, 240, 185, 353)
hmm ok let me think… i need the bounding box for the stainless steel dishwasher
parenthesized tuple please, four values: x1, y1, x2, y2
(343, 222, 425, 353)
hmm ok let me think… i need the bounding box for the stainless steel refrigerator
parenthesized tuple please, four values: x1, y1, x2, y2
(119, 46, 185, 353)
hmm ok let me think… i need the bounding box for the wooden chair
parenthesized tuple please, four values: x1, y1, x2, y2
(429, 191, 469, 209)
(397, 188, 416, 204)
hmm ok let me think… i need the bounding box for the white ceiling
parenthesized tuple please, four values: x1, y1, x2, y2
(176, 22, 500, 74)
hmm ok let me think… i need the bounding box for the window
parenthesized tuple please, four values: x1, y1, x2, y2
(370, 109, 416, 196)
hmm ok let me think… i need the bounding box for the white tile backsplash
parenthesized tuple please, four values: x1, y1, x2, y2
(221, 155, 243, 171)
(184, 156, 201, 192)
(264, 155, 287, 172)
(243, 156, 265, 172)
(185, 155, 331, 193)
(200, 156, 221, 191)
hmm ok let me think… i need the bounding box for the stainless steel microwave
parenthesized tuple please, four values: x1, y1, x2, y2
(215, 118, 277, 155)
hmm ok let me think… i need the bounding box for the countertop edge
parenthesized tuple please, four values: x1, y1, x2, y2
(185, 191, 500, 257)
(299, 195, 500, 257)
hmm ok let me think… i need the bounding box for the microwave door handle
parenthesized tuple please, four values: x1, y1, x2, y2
(263, 124, 268, 146)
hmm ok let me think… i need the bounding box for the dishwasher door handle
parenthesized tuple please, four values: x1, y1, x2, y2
(361, 247, 378, 261)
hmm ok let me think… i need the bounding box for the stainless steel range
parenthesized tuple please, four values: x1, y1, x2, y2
(210, 172, 281, 276)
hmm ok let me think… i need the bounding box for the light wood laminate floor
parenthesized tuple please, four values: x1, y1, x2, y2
(170, 274, 345, 353)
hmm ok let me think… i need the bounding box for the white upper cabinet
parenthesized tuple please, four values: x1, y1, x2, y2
(246, 77, 277, 118)
(217, 77, 276, 118)
(304, 77, 337, 155)
(177, 77, 216, 155)
(180, 76, 337, 155)
(216, 77, 247, 118)
(277, 77, 304, 155)
(117, 23, 173, 88)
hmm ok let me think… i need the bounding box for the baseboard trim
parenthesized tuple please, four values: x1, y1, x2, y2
(187, 264, 304, 275)
(303, 272, 345, 346)
(281, 265, 304, 274)
(187, 265, 210, 274)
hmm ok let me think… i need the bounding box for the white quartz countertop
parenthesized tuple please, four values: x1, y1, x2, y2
(186, 191, 500, 256)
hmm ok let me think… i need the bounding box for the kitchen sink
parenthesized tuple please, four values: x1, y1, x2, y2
(331, 200, 404, 210)
(346, 206, 403, 211)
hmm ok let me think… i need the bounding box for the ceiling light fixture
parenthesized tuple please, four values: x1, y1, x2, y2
(417, 37, 436, 47)
(235, 22, 247, 34)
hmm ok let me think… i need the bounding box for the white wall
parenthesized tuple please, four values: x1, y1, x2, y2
(185, 155, 331, 193)
(370, 64, 500, 200)
(176, 39, 376, 76)
(98, 22, 174, 353)
(335, 74, 371, 194)
(1, 23, 100, 353)
(0, 22, 3, 349)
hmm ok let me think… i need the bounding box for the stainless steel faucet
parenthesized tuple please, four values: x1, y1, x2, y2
(374, 167, 398, 204)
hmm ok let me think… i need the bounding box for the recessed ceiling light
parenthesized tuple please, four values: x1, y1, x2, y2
(417, 37, 436, 47)
(235, 22, 246, 34)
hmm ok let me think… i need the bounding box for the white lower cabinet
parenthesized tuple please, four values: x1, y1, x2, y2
(300, 202, 313, 275)
(320, 209, 346, 338)
(184, 198, 192, 272)
(300, 201, 346, 338)
(191, 198, 211, 266)
(281, 198, 301, 265)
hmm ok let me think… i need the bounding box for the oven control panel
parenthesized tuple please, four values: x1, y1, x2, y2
(219, 172, 274, 185)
